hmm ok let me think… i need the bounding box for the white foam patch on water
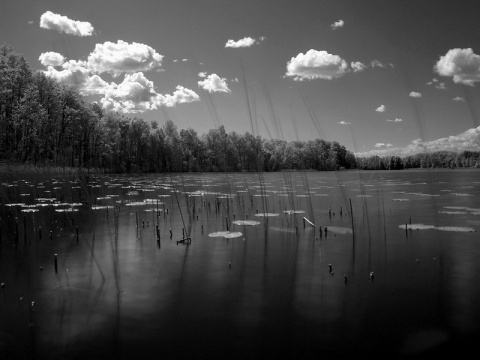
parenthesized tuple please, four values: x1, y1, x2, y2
(393, 199, 410, 202)
(208, 231, 243, 238)
(283, 210, 306, 214)
(21, 209, 39, 213)
(232, 220, 261, 226)
(356, 195, 373, 198)
(451, 193, 473, 197)
(400, 224, 475, 232)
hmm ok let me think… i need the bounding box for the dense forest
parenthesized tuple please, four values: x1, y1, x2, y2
(1, 44, 479, 173)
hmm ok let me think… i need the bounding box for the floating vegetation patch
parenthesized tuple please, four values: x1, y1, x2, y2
(255, 213, 279, 217)
(400, 224, 475, 232)
(405, 192, 440, 197)
(218, 194, 236, 199)
(208, 231, 243, 239)
(438, 211, 468, 215)
(143, 199, 163, 204)
(36, 198, 56, 202)
(441, 206, 480, 215)
(125, 201, 149, 206)
(326, 226, 353, 235)
(232, 220, 261, 226)
(283, 210, 306, 214)
(435, 226, 475, 232)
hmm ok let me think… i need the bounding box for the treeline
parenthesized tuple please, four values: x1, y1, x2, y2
(356, 151, 480, 170)
(0, 43, 356, 173)
(2, 44, 479, 173)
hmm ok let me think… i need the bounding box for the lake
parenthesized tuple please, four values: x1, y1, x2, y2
(1, 169, 479, 359)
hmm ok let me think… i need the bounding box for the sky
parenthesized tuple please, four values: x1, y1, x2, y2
(2, 0, 480, 156)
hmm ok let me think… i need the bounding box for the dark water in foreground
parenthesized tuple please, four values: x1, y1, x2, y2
(1, 169, 479, 359)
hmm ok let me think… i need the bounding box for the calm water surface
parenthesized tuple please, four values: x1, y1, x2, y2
(1, 169, 479, 359)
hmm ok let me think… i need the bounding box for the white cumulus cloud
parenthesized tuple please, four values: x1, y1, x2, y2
(356, 126, 480, 157)
(162, 86, 200, 107)
(375, 104, 386, 112)
(351, 61, 366, 72)
(40, 11, 94, 37)
(225, 36, 265, 48)
(43, 60, 111, 95)
(87, 40, 163, 76)
(101, 73, 199, 113)
(331, 20, 344, 30)
(435, 48, 480, 86)
(409, 91, 422, 98)
(370, 60, 385, 68)
(426, 78, 446, 90)
(38, 51, 66, 66)
(198, 73, 231, 93)
(285, 49, 349, 81)
(375, 143, 393, 148)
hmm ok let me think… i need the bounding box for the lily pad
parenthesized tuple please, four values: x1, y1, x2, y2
(208, 231, 243, 239)
(232, 220, 261, 226)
